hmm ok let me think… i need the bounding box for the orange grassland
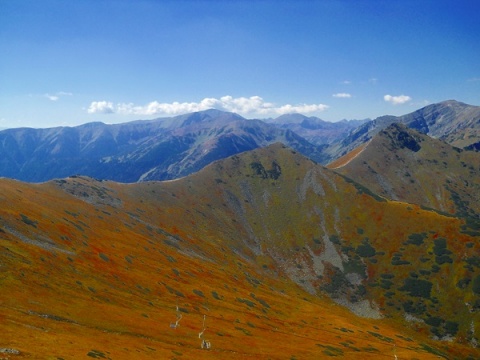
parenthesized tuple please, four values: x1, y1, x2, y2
(1, 145, 479, 359)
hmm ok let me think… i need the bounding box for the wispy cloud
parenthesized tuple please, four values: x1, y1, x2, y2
(87, 101, 115, 114)
(341, 80, 351, 85)
(467, 77, 480, 82)
(87, 96, 329, 117)
(44, 91, 73, 101)
(384, 94, 411, 105)
(368, 78, 378, 84)
(332, 93, 351, 98)
(45, 94, 59, 101)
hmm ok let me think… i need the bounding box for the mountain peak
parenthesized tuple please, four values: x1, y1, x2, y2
(380, 123, 422, 152)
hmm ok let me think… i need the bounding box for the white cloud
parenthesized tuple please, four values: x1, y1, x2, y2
(87, 96, 329, 117)
(384, 94, 411, 105)
(332, 93, 352, 98)
(341, 80, 351, 85)
(87, 101, 115, 114)
(44, 91, 73, 101)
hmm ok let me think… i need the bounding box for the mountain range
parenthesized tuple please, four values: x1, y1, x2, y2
(1, 100, 478, 184)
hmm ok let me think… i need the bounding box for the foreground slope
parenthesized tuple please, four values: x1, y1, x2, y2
(1, 144, 479, 359)
(329, 123, 480, 218)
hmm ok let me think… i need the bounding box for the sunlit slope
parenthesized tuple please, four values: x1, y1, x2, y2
(329, 123, 480, 218)
(0, 143, 479, 359)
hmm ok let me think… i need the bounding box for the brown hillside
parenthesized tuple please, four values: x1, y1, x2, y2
(1, 143, 479, 359)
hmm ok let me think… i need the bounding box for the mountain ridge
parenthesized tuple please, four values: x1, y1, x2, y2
(324, 100, 480, 162)
(329, 123, 480, 219)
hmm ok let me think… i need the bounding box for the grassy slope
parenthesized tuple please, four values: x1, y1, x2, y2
(0, 144, 478, 359)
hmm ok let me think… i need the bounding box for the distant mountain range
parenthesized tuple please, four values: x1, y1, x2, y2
(265, 113, 368, 144)
(0, 100, 478, 183)
(0, 109, 326, 182)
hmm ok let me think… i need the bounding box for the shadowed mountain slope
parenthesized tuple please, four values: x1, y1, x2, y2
(1, 144, 479, 358)
(324, 100, 480, 162)
(329, 123, 480, 219)
(265, 113, 368, 145)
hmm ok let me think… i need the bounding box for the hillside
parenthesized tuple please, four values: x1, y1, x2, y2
(329, 123, 480, 219)
(1, 144, 479, 359)
(324, 100, 480, 162)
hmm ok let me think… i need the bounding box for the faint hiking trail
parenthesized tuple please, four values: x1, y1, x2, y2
(327, 141, 371, 169)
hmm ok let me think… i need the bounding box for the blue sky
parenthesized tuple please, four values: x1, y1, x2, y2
(1, 0, 479, 128)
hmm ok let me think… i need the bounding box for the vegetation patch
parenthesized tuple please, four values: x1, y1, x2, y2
(249, 161, 282, 180)
(367, 331, 394, 343)
(99, 253, 109, 262)
(211, 291, 223, 300)
(399, 278, 432, 298)
(433, 238, 452, 265)
(403, 232, 427, 246)
(193, 289, 205, 298)
(420, 343, 447, 358)
(356, 239, 376, 258)
(236, 297, 256, 308)
(317, 344, 344, 356)
(87, 350, 110, 359)
(20, 214, 38, 228)
(472, 275, 480, 295)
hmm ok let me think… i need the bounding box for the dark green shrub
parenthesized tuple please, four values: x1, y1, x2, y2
(211, 291, 223, 300)
(380, 273, 395, 279)
(20, 214, 38, 228)
(193, 289, 205, 297)
(466, 256, 480, 268)
(99, 253, 109, 262)
(433, 238, 453, 265)
(399, 278, 432, 298)
(404, 232, 427, 246)
(380, 279, 393, 290)
(425, 316, 442, 327)
(356, 241, 376, 258)
(445, 321, 459, 336)
(402, 300, 426, 315)
(329, 235, 341, 245)
(472, 275, 480, 295)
